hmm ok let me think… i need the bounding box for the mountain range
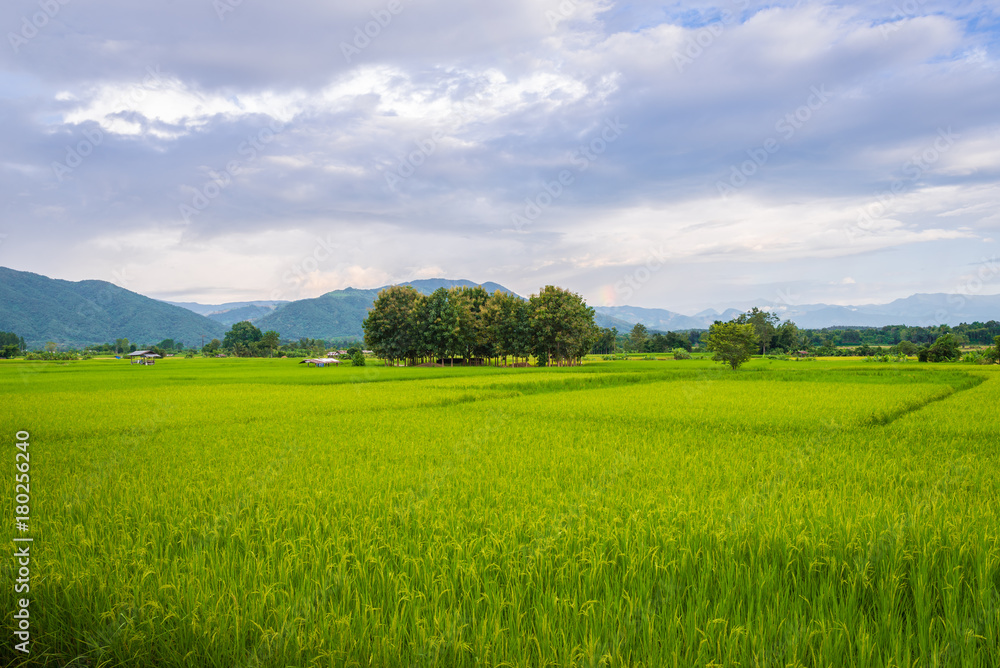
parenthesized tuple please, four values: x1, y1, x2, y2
(1, 266, 997, 349)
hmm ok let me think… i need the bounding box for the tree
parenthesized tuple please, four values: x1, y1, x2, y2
(45, 341, 58, 353)
(986, 335, 1000, 364)
(261, 331, 280, 357)
(707, 322, 757, 370)
(203, 339, 221, 354)
(483, 291, 528, 365)
(772, 321, 801, 353)
(223, 321, 263, 353)
(735, 307, 780, 355)
(528, 286, 597, 366)
(590, 327, 617, 355)
(629, 323, 648, 352)
(918, 333, 961, 362)
(351, 350, 366, 366)
(363, 285, 423, 366)
(114, 338, 130, 354)
(156, 338, 177, 351)
(418, 288, 462, 365)
(449, 285, 491, 362)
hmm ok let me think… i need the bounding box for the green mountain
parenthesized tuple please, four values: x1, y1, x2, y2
(0, 267, 225, 349)
(253, 288, 380, 340)
(244, 281, 525, 341)
(205, 304, 281, 327)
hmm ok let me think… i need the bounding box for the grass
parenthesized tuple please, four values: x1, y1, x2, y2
(1, 357, 998, 667)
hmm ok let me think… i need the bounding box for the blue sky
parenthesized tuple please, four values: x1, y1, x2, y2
(0, 0, 997, 311)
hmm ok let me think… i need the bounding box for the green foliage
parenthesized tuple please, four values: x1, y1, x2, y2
(528, 285, 598, 366)
(735, 307, 781, 355)
(23, 350, 78, 360)
(223, 321, 263, 353)
(363, 285, 424, 365)
(864, 353, 908, 363)
(918, 333, 962, 363)
(629, 322, 648, 351)
(707, 321, 757, 370)
(672, 348, 692, 360)
(418, 288, 462, 363)
(0, 330, 25, 352)
(350, 350, 366, 366)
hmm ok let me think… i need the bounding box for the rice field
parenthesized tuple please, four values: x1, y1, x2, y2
(1, 357, 998, 667)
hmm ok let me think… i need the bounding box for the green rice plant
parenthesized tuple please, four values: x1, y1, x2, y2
(0, 357, 997, 666)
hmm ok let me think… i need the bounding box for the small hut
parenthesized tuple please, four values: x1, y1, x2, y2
(300, 358, 341, 368)
(128, 351, 161, 365)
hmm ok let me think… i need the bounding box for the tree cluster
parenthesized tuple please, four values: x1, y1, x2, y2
(210, 321, 281, 357)
(363, 285, 598, 367)
(0, 331, 25, 358)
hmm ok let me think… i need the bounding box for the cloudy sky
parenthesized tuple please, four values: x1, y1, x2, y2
(1, 0, 998, 311)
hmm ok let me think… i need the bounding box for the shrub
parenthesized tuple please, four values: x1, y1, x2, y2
(672, 348, 692, 360)
(351, 351, 366, 367)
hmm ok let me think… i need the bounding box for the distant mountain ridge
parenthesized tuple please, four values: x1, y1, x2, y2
(594, 294, 1000, 331)
(0, 267, 225, 348)
(4, 266, 997, 347)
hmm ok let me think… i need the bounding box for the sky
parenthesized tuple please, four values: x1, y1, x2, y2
(1, 0, 998, 312)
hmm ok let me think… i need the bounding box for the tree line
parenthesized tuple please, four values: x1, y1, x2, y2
(705, 311, 1000, 369)
(363, 285, 598, 367)
(0, 331, 26, 358)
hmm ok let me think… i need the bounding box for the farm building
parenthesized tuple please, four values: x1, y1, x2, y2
(300, 358, 341, 368)
(127, 351, 161, 365)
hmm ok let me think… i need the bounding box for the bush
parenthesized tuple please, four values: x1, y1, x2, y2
(25, 351, 78, 361)
(961, 351, 989, 365)
(351, 351, 366, 366)
(672, 348, 692, 360)
(864, 353, 909, 363)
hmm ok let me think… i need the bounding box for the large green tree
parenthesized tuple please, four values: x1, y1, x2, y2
(528, 286, 597, 366)
(261, 330, 281, 357)
(418, 288, 462, 365)
(223, 321, 263, 354)
(363, 285, 424, 366)
(629, 323, 648, 352)
(482, 291, 528, 365)
(918, 333, 962, 362)
(449, 285, 491, 362)
(736, 307, 780, 355)
(707, 322, 757, 370)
